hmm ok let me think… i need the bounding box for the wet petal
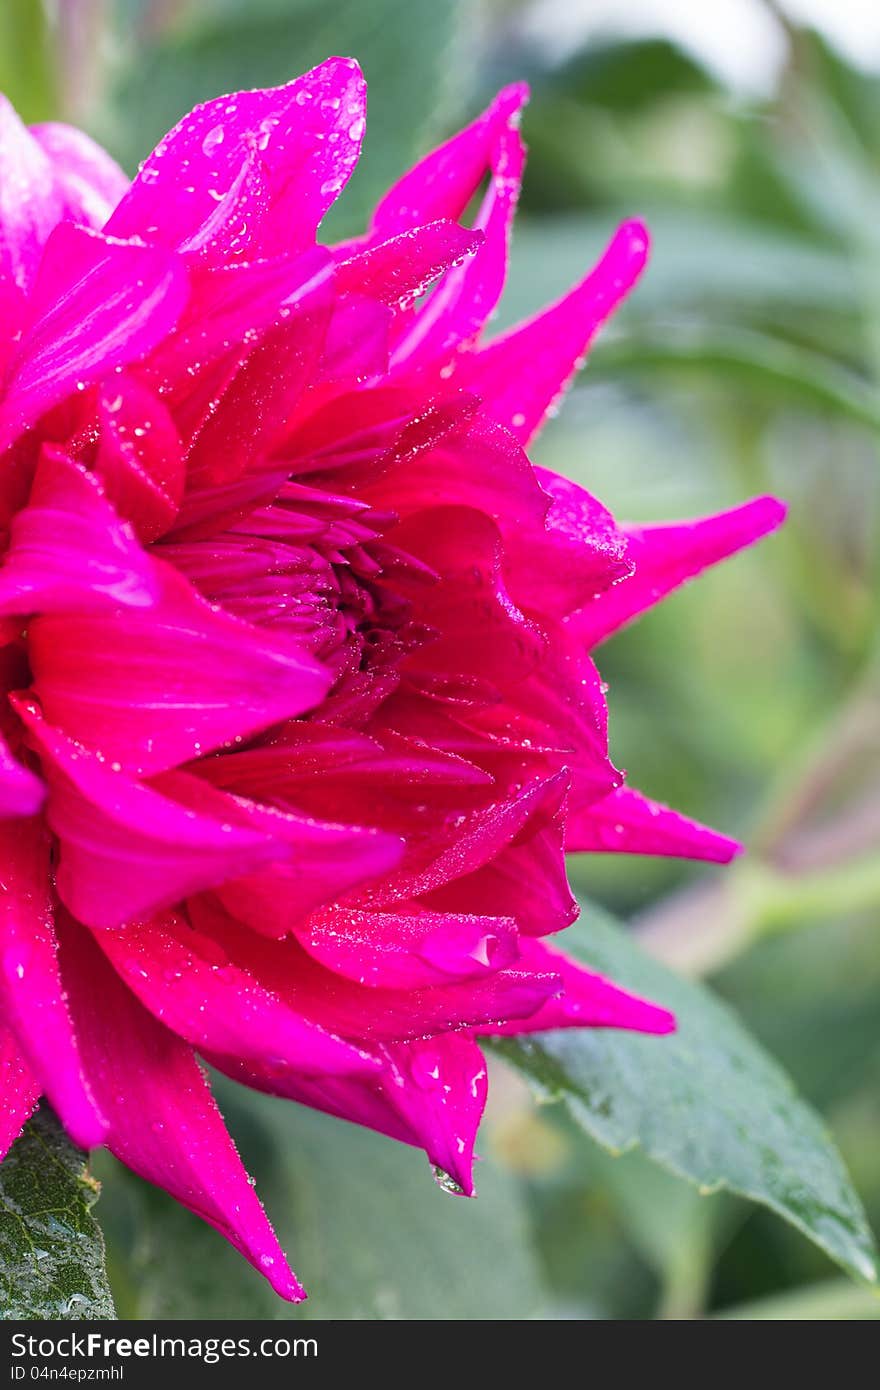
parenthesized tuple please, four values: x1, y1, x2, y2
(0, 96, 64, 293)
(106, 58, 366, 261)
(0, 446, 159, 615)
(568, 786, 740, 863)
(569, 496, 788, 648)
(0, 223, 188, 452)
(58, 913, 304, 1301)
(94, 910, 379, 1076)
(0, 817, 105, 1147)
(485, 936, 675, 1035)
(191, 895, 559, 1040)
(28, 560, 329, 775)
(452, 219, 649, 444)
(371, 84, 528, 232)
(14, 697, 286, 929)
(0, 1027, 40, 1163)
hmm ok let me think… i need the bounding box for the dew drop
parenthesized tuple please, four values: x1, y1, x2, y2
(431, 1164, 467, 1197)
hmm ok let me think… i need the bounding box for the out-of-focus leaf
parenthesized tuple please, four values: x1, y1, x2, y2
(715, 1277, 880, 1319)
(800, 28, 880, 161)
(98, 0, 466, 237)
(589, 328, 880, 434)
(498, 210, 858, 333)
(548, 38, 719, 111)
(493, 902, 879, 1287)
(0, 0, 56, 121)
(94, 1081, 545, 1320)
(0, 1107, 115, 1320)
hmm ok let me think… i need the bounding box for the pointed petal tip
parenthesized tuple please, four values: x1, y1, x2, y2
(266, 1260, 307, 1303)
(752, 493, 788, 534)
(495, 81, 530, 120)
(64, 1110, 109, 1152)
(716, 834, 744, 864)
(648, 1004, 677, 1036)
(617, 216, 650, 263)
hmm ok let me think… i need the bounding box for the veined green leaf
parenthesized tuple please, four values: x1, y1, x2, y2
(0, 1107, 115, 1320)
(492, 903, 878, 1287)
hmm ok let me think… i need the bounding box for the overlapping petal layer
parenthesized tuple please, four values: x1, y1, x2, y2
(0, 59, 784, 1299)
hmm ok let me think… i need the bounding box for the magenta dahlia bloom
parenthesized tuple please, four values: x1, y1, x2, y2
(0, 61, 783, 1300)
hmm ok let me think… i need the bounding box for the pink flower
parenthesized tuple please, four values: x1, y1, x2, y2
(0, 61, 784, 1301)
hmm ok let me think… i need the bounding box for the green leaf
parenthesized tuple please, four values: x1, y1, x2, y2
(492, 903, 879, 1287)
(550, 37, 718, 112)
(97, 0, 467, 238)
(0, 1106, 115, 1320)
(94, 1080, 545, 1319)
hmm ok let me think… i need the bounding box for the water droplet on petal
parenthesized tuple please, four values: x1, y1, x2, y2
(432, 1164, 467, 1197)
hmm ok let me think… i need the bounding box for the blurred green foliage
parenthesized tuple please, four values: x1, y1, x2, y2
(11, 0, 880, 1319)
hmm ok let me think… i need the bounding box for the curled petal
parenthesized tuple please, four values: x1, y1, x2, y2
(93, 911, 379, 1076)
(0, 1027, 40, 1163)
(0, 224, 188, 452)
(106, 58, 366, 261)
(569, 496, 788, 649)
(213, 1033, 488, 1197)
(191, 896, 560, 1040)
(335, 219, 483, 309)
(0, 731, 44, 817)
(0, 817, 105, 1147)
(57, 913, 305, 1301)
(485, 936, 675, 1036)
(0, 96, 65, 294)
(0, 446, 159, 615)
(392, 119, 524, 366)
(371, 84, 528, 233)
(299, 905, 520, 989)
(452, 219, 650, 444)
(424, 773, 579, 937)
(13, 697, 286, 928)
(96, 378, 186, 543)
(568, 786, 741, 863)
(28, 561, 330, 776)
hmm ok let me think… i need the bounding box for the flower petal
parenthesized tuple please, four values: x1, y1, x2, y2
(57, 912, 304, 1301)
(29, 122, 129, 228)
(569, 496, 788, 649)
(93, 911, 379, 1077)
(0, 96, 64, 293)
(106, 57, 366, 261)
(13, 697, 286, 929)
(453, 219, 649, 444)
(0, 446, 160, 615)
(0, 223, 188, 452)
(299, 905, 520, 989)
(95, 377, 186, 543)
(335, 220, 483, 309)
(485, 936, 675, 1035)
(567, 786, 741, 863)
(0, 730, 44, 817)
(212, 1032, 488, 1197)
(0, 817, 105, 1147)
(371, 84, 528, 233)
(191, 895, 560, 1040)
(0, 1026, 40, 1163)
(391, 120, 524, 366)
(28, 560, 329, 775)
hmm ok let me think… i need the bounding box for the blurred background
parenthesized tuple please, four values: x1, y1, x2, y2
(9, 0, 880, 1319)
